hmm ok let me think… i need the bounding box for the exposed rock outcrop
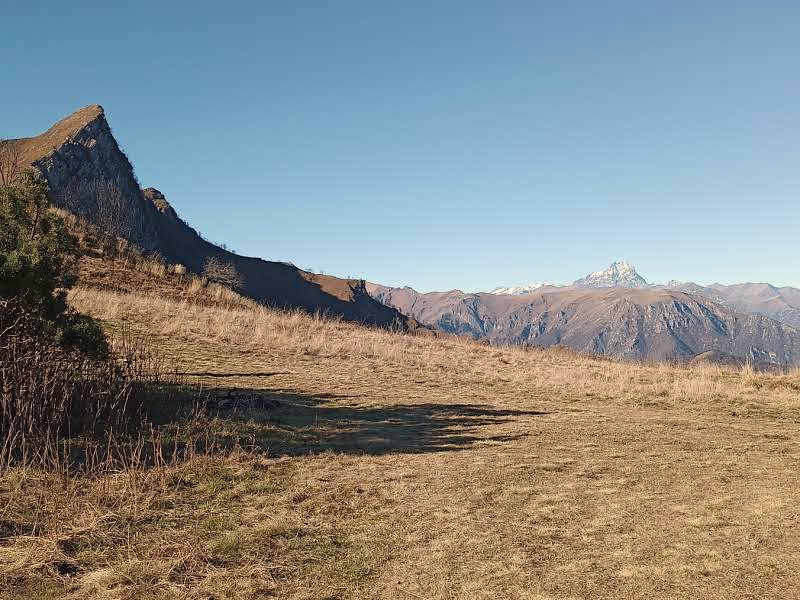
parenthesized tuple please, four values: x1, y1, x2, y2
(11, 105, 162, 251)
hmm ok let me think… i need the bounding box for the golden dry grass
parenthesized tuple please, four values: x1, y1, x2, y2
(2, 283, 800, 599)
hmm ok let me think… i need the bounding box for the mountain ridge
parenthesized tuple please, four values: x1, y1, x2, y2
(5, 105, 428, 332)
(367, 281, 800, 368)
(486, 261, 800, 330)
(490, 260, 651, 293)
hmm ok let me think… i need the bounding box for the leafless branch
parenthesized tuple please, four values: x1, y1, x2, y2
(202, 257, 244, 290)
(0, 141, 23, 186)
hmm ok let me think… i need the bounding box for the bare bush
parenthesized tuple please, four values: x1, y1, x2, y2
(140, 252, 167, 277)
(0, 337, 128, 469)
(0, 333, 215, 473)
(0, 140, 23, 186)
(202, 257, 244, 290)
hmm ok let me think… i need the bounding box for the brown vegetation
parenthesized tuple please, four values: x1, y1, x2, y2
(2, 255, 800, 599)
(0, 332, 133, 470)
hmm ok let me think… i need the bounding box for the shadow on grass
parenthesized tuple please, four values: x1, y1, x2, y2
(148, 383, 550, 457)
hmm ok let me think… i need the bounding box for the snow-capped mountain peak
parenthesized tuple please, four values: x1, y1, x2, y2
(573, 261, 648, 288)
(491, 283, 554, 295)
(489, 261, 647, 294)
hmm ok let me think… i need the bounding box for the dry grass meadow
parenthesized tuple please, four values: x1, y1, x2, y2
(2, 257, 800, 599)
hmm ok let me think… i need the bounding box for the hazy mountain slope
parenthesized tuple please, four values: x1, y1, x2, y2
(367, 283, 800, 367)
(6, 105, 422, 330)
(668, 282, 800, 329)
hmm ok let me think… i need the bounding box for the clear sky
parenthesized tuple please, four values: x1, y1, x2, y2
(3, 1, 799, 291)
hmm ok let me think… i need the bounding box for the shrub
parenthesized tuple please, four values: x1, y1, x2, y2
(0, 171, 108, 357)
(202, 256, 244, 290)
(0, 171, 131, 468)
(0, 334, 134, 468)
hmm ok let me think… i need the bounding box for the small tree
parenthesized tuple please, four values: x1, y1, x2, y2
(202, 256, 244, 290)
(0, 171, 107, 357)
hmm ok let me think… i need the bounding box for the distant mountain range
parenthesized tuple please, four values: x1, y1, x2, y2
(666, 282, 800, 330)
(368, 261, 800, 368)
(491, 283, 555, 295)
(492, 261, 650, 292)
(489, 261, 800, 330)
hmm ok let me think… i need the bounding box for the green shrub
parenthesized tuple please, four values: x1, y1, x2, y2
(0, 171, 108, 357)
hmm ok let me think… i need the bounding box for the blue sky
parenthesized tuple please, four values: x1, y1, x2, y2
(3, 1, 799, 291)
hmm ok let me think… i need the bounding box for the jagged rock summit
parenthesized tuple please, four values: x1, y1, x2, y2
(574, 260, 648, 288)
(9, 104, 162, 251)
(490, 261, 647, 295)
(6, 105, 428, 332)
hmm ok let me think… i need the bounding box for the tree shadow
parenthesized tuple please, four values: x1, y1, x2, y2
(179, 386, 550, 457)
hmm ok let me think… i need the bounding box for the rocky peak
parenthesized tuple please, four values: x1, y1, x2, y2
(574, 260, 648, 288)
(15, 104, 162, 252)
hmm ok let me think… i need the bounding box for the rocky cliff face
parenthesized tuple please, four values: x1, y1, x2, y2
(13, 105, 162, 252)
(8, 105, 425, 332)
(368, 283, 800, 368)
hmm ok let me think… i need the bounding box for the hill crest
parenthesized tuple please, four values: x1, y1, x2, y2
(4, 105, 427, 332)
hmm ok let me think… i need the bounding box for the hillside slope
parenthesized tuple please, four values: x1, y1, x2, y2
(367, 283, 800, 368)
(5, 105, 423, 331)
(6, 256, 800, 599)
